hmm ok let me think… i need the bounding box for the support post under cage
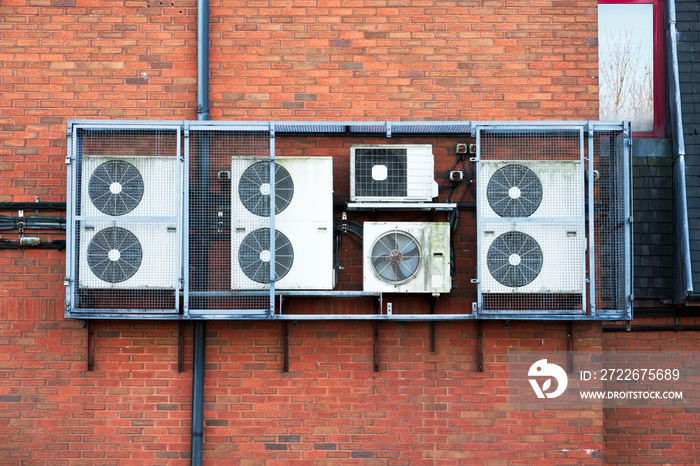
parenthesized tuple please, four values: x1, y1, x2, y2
(373, 298, 380, 372)
(283, 321, 289, 372)
(373, 321, 379, 373)
(429, 297, 436, 353)
(476, 320, 484, 372)
(567, 322, 574, 374)
(178, 321, 185, 373)
(87, 321, 95, 372)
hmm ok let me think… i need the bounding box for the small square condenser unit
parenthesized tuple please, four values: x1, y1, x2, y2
(231, 157, 334, 290)
(363, 222, 451, 294)
(350, 145, 438, 202)
(78, 155, 179, 289)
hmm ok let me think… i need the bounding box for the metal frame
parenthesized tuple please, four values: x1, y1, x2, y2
(66, 122, 183, 315)
(65, 119, 632, 321)
(474, 124, 589, 316)
(183, 123, 273, 317)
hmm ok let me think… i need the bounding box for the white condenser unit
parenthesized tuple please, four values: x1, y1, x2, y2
(350, 145, 438, 202)
(80, 155, 178, 217)
(478, 160, 582, 218)
(78, 222, 178, 289)
(78, 155, 179, 290)
(231, 157, 334, 290)
(363, 222, 451, 294)
(479, 222, 583, 294)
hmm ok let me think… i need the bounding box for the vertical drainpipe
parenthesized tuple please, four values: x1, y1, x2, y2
(191, 0, 209, 463)
(666, 0, 693, 303)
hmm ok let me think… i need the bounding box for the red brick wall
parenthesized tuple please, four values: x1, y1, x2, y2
(3, 0, 697, 465)
(602, 317, 700, 466)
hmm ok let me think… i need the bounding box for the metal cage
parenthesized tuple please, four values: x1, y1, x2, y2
(65, 120, 632, 321)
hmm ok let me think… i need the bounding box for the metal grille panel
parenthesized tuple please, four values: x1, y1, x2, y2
(186, 129, 272, 315)
(71, 127, 180, 313)
(477, 127, 586, 314)
(593, 130, 629, 314)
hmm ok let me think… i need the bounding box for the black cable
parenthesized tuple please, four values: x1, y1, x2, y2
(0, 239, 66, 250)
(333, 186, 348, 209)
(0, 202, 66, 211)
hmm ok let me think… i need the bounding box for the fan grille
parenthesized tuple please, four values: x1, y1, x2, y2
(354, 148, 408, 198)
(86, 227, 143, 283)
(88, 161, 145, 216)
(486, 164, 542, 217)
(487, 231, 543, 288)
(238, 228, 294, 284)
(239, 162, 294, 216)
(370, 230, 421, 284)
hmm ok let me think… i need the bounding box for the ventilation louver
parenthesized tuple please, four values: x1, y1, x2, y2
(238, 161, 294, 217)
(86, 226, 143, 283)
(486, 165, 543, 218)
(88, 161, 145, 216)
(238, 228, 294, 284)
(370, 230, 421, 284)
(486, 231, 543, 288)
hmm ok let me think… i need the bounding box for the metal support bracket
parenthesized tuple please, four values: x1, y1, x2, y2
(373, 321, 379, 372)
(373, 297, 380, 372)
(178, 321, 185, 373)
(429, 296, 436, 353)
(567, 321, 574, 374)
(283, 321, 289, 372)
(476, 320, 484, 372)
(87, 320, 95, 372)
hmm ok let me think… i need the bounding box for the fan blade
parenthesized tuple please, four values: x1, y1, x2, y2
(393, 262, 407, 281)
(400, 256, 420, 276)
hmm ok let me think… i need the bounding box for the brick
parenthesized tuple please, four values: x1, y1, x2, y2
(264, 444, 287, 451)
(314, 443, 337, 450)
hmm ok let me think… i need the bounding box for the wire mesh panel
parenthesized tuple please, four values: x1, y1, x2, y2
(592, 129, 630, 315)
(70, 126, 181, 314)
(476, 127, 586, 314)
(186, 128, 273, 315)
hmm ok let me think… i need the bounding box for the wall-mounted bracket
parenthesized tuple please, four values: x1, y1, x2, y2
(373, 321, 379, 372)
(87, 320, 95, 372)
(567, 321, 574, 374)
(283, 321, 290, 372)
(429, 296, 436, 353)
(476, 320, 484, 372)
(178, 321, 185, 373)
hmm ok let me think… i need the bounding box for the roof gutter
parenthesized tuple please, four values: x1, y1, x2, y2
(666, 0, 693, 303)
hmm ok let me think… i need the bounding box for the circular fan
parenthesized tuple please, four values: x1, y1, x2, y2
(238, 162, 294, 217)
(86, 227, 143, 283)
(487, 231, 542, 288)
(487, 164, 542, 217)
(370, 230, 421, 284)
(88, 161, 144, 216)
(238, 228, 294, 284)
